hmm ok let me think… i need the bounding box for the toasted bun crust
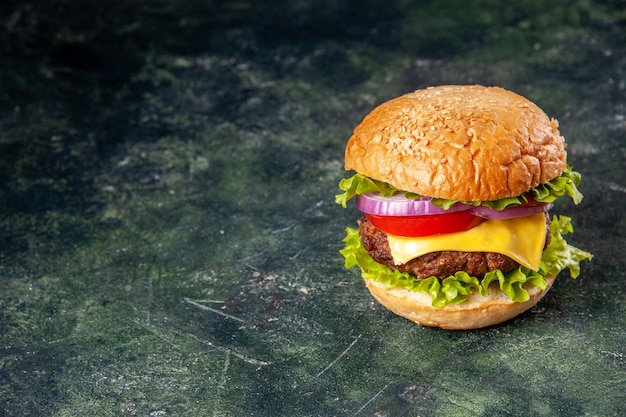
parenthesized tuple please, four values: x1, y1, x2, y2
(345, 85, 567, 201)
(364, 275, 556, 330)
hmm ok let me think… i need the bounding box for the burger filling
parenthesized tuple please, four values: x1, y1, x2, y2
(336, 168, 593, 306)
(359, 213, 551, 280)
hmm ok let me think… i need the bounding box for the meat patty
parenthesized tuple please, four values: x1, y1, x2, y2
(359, 213, 551, 280)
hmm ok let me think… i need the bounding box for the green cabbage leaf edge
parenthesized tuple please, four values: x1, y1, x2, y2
(339, 215, 592, 307)
(335, 165, 583, 209)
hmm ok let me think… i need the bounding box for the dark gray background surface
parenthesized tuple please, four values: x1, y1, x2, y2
(1, 1, 624, 415)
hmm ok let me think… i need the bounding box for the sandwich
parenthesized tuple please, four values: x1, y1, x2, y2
(336, 85, 593, 330)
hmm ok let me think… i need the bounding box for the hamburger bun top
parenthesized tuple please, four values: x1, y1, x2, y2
(345, 85, 567, 201)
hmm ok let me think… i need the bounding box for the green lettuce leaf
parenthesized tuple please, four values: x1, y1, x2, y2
(334, 175, 419, 208)
(335, 165, 583, 210)
(339, 215, 592, 307)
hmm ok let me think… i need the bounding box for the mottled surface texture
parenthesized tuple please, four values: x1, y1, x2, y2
(1, 1, 625, 416)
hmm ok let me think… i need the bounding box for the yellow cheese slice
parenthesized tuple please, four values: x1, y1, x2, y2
(386, 213, 547, 270)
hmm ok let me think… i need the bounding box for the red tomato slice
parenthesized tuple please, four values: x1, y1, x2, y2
(364, 211, 485, 237)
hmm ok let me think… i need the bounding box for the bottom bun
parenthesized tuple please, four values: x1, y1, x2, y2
(364, 275, 556, 330)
